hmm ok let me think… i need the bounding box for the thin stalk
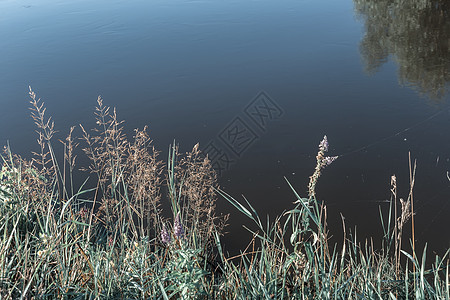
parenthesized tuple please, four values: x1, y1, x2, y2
(408, 152, 416, 292)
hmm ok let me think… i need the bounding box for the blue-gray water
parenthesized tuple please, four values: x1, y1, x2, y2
(1, 0, 449, 254)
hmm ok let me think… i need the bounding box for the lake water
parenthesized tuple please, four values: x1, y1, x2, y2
(1, 0, 449, 254)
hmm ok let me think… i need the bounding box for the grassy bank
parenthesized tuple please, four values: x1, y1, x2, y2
(0, 88, 448, 299)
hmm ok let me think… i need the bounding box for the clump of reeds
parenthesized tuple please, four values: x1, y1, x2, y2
(0, 88, 448, 299)
(216, 136, 450, 299)
(0, 88, 227, 298)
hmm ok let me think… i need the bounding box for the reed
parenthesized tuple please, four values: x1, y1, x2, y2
(0, 88, 448, 299)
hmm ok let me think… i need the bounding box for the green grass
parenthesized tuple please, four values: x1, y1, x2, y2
(0, 88, 448, 299)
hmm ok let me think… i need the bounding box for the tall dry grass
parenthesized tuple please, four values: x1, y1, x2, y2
(0, 88, 226, 298)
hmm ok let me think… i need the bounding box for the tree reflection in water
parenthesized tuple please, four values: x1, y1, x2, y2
(354, 0, 450, 99)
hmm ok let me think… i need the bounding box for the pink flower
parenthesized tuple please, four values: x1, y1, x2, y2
(319, 135, 329, 152)
(322, 156, 338, 168)
(161, 223, 171, 244)
(173, 212, 184, 239)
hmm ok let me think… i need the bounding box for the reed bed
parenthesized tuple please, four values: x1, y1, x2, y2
(0, 88, 448, 299)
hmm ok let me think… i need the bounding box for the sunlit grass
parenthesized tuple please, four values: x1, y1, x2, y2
(0, 88, 448, 299)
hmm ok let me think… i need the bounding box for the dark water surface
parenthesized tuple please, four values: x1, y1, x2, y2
(1, 0, 449, 254)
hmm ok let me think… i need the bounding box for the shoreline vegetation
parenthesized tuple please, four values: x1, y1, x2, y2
(0, 88, 449, 299)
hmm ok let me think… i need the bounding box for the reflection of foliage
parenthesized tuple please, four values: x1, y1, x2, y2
(354, 0, 450, 99)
